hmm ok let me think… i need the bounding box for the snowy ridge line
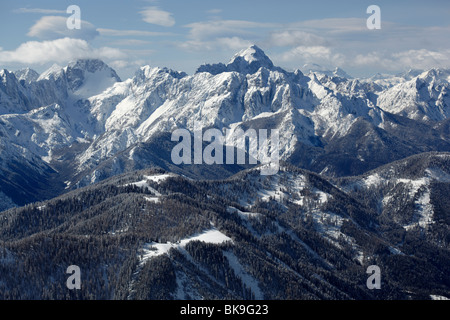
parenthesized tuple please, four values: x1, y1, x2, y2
(122, 173, 175, 196)
(361, 173, 436, 230)
(139, 228, 233, 263)
(132, 228, 233, 299)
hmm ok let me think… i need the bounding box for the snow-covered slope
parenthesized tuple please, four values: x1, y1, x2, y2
(337, 152, 450, 232)
(377, 68, 450, 121)
(0, 69, 35, 114)
(2, 46, 450, 209)
(14, 68, 40, 84)
(73, 45, 391, 177)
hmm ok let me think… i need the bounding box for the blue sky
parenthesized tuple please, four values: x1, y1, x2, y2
(1, 0, 449, 79)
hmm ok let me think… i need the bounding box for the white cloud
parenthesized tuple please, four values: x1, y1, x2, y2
(354, 49, 450, 71)
(354, 52, 384, 66)
(216, 37, 253, 50)
(0, 38, 126, 65)
(27, 16, 99, 41)
(185, 19, 276, 41)
(109, 59, 146, 70)
(139, 6, 175, 27)
(278, 45, 345, 67)
(97, 28, 174, 37)
(393, 49, 450, 69)
(109, 60, 132, 69)
(206, 9, 222, 14)
(290, 18, 368, 33)
(267, 30, 328, 47)
(14, 7, 66, 14)
(178, 37, 252, 52)
(178, 19, 276, 52)
(109, 39, 153, 46)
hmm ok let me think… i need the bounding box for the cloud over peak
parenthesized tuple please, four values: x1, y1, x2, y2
(0, 37, 125, 65)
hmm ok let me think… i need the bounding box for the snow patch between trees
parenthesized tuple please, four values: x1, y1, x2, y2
(139, 228, 233, 263)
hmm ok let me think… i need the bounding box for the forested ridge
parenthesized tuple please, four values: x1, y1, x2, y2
(0, 155, 449, 300)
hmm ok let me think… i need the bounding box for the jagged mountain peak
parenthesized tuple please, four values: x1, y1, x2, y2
(68, 58, 110, 71)
(135, 65, 187, 82)
(227, 45, 274, 73)
(66, 59, 119, 84)
(390, 67, 450, 88)
(229, 45, 272, 65)
(14, 68, 40, 84)
(34, 59, 121, 99)
(333, 67, 352, 79)
(37, 63, 64, 81)
(38, 59, 121, 83)
(377, 66, 450, 121)
(66, 58, 121, 83)
(196, 45, 275, 75)
(395, 68, 423, 80)
(0, 68, 16, 80)
(417, 67, 450, 83)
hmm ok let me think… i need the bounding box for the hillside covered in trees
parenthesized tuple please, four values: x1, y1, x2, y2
(1, 154, 449, 300)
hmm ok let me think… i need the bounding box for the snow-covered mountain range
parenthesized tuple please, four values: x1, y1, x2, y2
(1, 46, 450, 300)
(1, 45, 450, 209)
